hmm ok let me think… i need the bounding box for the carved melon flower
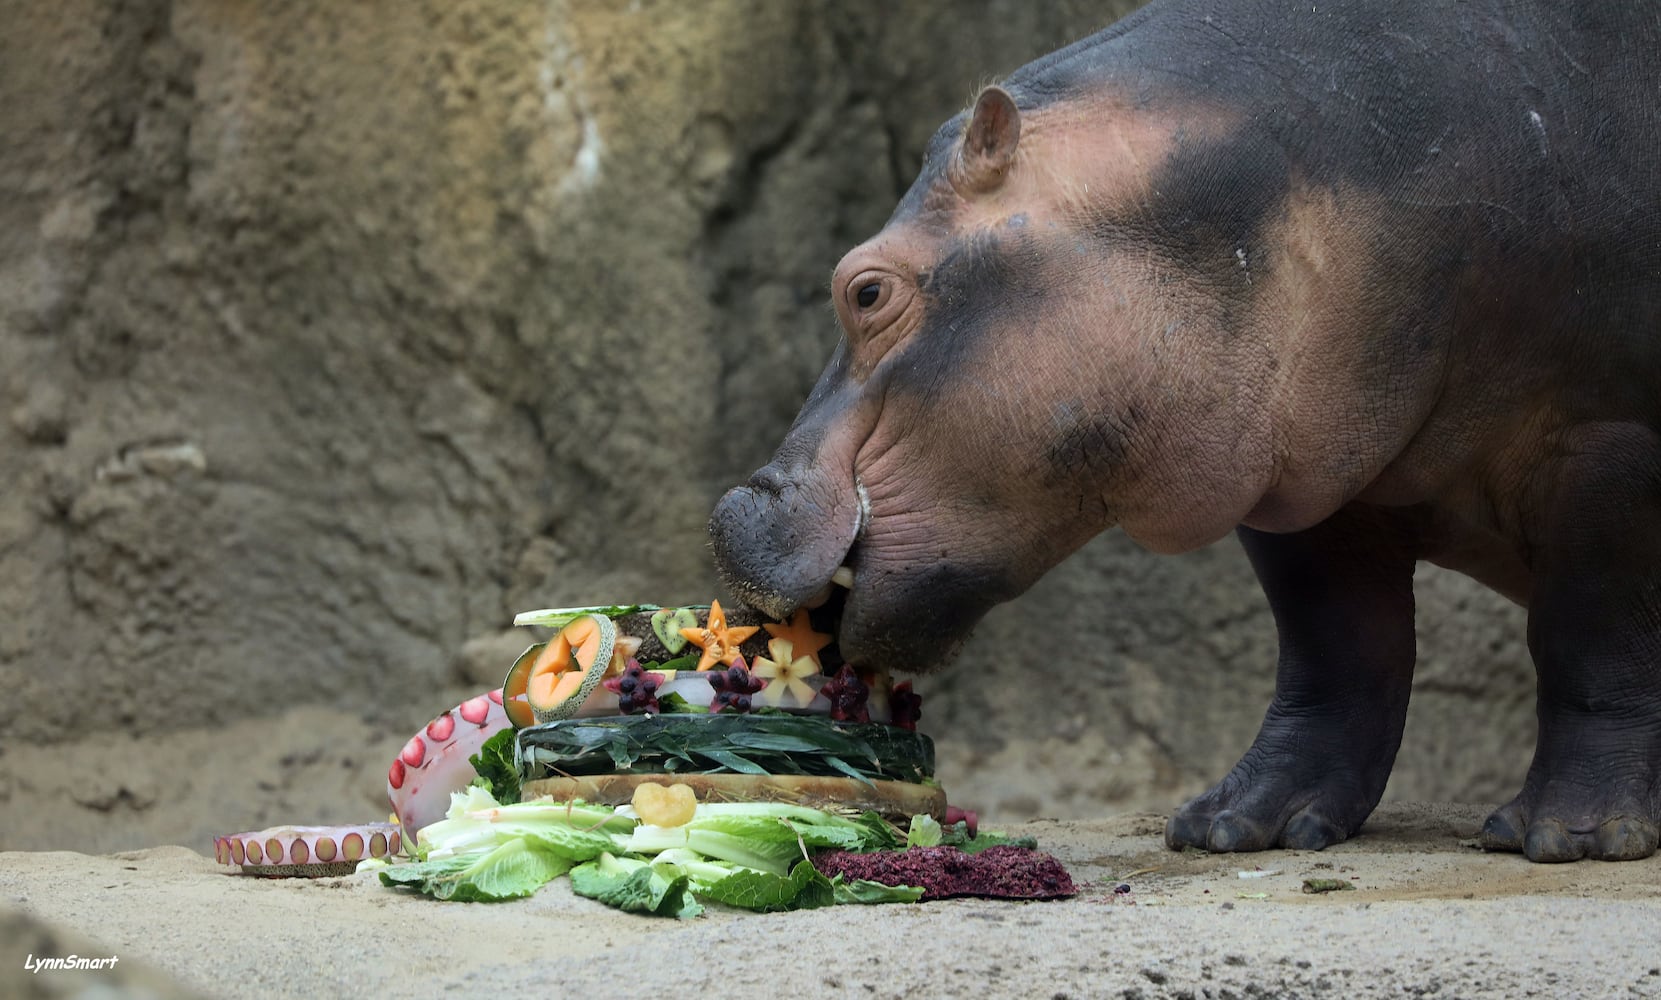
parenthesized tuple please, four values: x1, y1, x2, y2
(680, 599, 759, 672)
(751, 637, 820, 708)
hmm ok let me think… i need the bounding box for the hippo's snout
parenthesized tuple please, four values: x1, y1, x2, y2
(709, 469, 861, 621)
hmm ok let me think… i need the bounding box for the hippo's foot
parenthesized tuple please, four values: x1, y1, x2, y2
(1477, 422, 1661, 863)
(1167, 509, 1423, 854)
(1477, 721, 1661, 862)
(1164, 715, 1392, 852)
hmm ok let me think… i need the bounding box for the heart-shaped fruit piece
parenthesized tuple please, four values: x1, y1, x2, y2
(651, 607, 698, 654)
(525, 614, 617, 723)
(632, 781, 698, 828)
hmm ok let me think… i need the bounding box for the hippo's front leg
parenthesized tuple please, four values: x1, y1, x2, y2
(1478, 423, 1661, 862)
(1166, 506, 1422, 852)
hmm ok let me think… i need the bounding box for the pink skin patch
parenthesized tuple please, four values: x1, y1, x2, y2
(459, 695, 492, 726)
(342, 833, 364, 861)
(426, 712, 456, 743)
(315, 837, 337, 862)
(368, 832, 387, 858)
(246, 840, 263, 864)
(487, 689, 503, 705)
(231, 839, 245, 865)
(400, 736, 426, 769)
(388, 757, 406, 790)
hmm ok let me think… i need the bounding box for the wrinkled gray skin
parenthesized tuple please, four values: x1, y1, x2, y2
(709, 0, 1661, 862)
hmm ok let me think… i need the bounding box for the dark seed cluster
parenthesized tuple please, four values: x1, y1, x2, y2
(707, 660, 764, 713)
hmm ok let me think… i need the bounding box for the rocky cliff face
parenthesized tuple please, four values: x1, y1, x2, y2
(0, 0, 1532, 851)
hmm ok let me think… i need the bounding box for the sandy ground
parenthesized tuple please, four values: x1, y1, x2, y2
(3, 803, 1659, 1000)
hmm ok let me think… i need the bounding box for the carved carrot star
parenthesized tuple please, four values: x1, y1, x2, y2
(751, 637, 821, 708)
(680, 599, 759, 672)
(761, 609, 833, 667)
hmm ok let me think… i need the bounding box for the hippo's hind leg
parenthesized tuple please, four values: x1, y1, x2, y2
(1166, 505, 1421, 853)
(1479, 423, 1661, 862)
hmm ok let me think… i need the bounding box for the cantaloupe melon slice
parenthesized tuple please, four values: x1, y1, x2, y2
(501, 643, 544, 729)
(526, 613, 616, 723)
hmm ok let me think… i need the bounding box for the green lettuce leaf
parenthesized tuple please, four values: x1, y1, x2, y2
(468, 727, 521, 804)
(615, 826, 804, 876)
(378, 839, 572, 902)
(833, 878, 926, 905)
(906, 814, 943, 848)
(569, 853, 702, 919)
(416, 788, 634, 861)
(695, 858, 836, 912)
(937, 820, 1039, 854)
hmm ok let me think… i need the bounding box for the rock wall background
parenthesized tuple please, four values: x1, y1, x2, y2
(0, 0, 1534, 852)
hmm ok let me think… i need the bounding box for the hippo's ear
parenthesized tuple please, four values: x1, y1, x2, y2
(957, 85, 1021, 192)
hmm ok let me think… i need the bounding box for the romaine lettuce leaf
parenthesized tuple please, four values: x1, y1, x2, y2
(378, 838, 572, 902)
(569, 853, 702, 919)
(937, 820, 1038, 854)
(906, 814, 943, 848)
(615, 826, 804, 876)
(695, 858, 836, 912)
(416, 788, 634, 861)
(832, 878, 926, 905)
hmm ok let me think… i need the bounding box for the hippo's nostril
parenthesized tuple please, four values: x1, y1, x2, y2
(747, 465, 792, 497)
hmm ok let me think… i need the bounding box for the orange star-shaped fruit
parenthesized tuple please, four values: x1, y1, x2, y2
(762, 609, 832, 667)
(680, 599, 760, 671)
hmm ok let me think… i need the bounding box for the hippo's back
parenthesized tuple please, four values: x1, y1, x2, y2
(1014, 0, 1661, 412)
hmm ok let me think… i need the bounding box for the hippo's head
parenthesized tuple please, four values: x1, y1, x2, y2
(710, 85, 1280, 675)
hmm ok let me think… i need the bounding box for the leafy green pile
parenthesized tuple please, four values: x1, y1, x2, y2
(468, 728, 521, 804)
(516, 713, 935, 784)
(368, 786, 921, 916)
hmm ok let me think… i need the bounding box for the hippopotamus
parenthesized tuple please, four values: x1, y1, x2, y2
(707, 0, 1661, 863)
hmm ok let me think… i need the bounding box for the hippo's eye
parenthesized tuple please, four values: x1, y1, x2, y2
(855, 282, 881, 309)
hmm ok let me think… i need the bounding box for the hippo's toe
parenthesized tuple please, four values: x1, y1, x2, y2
(1482, 791, 1661, 864)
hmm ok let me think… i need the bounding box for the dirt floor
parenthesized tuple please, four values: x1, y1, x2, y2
(4, 802, 1658, 1000)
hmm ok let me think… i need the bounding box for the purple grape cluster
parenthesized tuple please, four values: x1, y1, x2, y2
(708, 660, 764, 713)
(604, 663, 659, 714)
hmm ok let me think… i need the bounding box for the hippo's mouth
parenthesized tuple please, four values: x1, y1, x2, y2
(764, 512, 1012, 678)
